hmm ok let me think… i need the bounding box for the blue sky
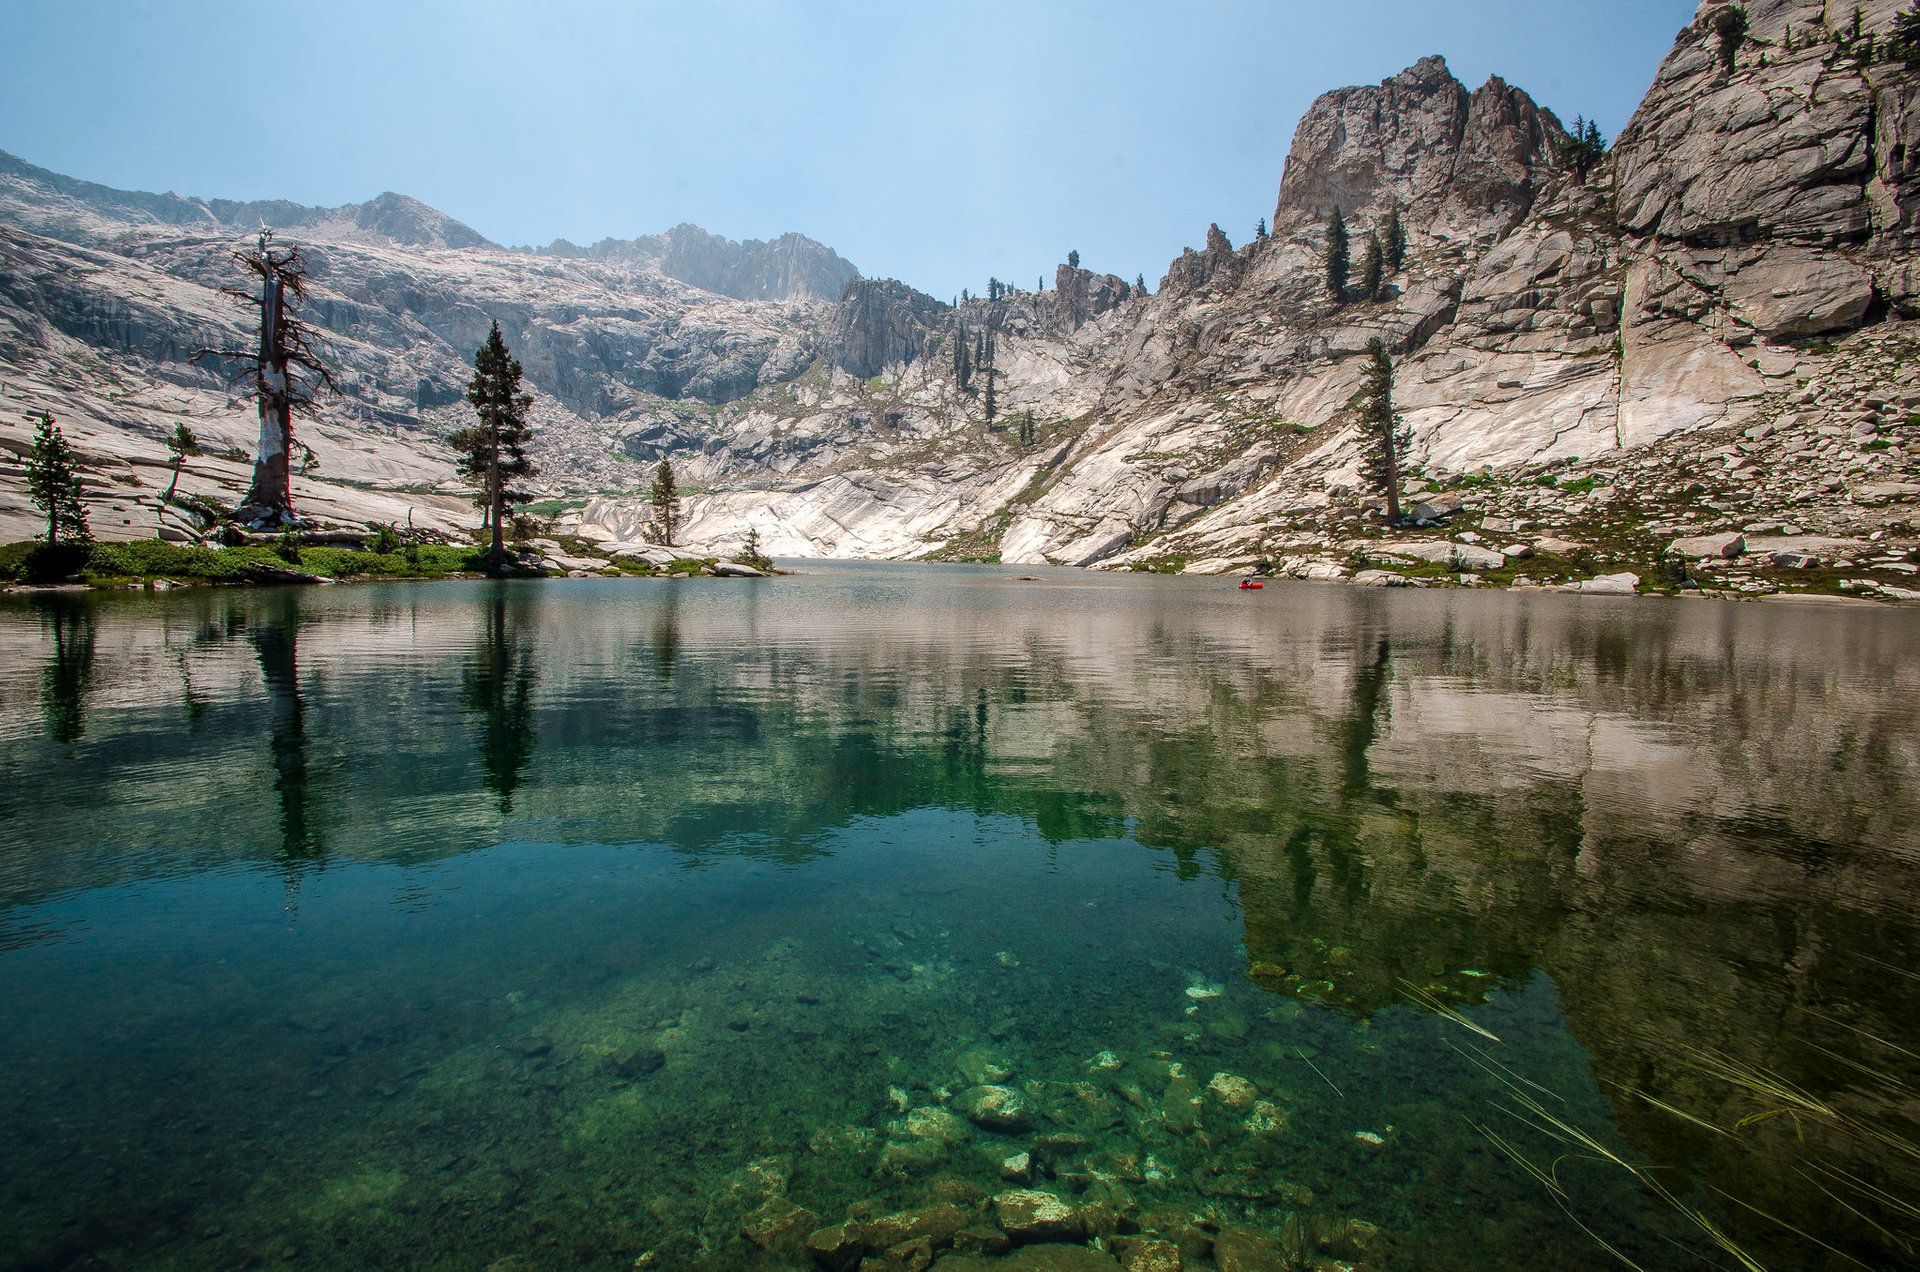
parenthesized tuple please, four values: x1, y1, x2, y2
(6, 0, 1696, 298)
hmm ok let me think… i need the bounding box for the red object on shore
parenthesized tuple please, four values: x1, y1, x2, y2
(1239, 579, 1264, 590)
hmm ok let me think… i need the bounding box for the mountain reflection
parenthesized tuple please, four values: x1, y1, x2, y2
(0, 571, 1915, 1266)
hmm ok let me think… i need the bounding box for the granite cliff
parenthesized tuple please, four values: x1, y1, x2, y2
(1, 0, 1917, 596)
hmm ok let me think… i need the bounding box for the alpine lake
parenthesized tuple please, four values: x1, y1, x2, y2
(2, 563, 1916, 1272)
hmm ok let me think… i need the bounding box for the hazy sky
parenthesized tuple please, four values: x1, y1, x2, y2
(6, 0, 1696, 299)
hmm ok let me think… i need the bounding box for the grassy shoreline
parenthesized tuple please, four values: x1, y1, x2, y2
(0, 539, 733, 590)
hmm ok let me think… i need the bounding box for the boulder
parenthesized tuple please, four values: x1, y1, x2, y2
(610, 1045, 665, 1079)
(711, 559, 767, 578)
(1666, 532, 1745, 559)
(992, 1190, 1087, 1244)
(1381, 540, 1506, 570)
(1563, 572, 1640, 595)
(853, 1202, 969, 1252)
(954, 1084, 1034, 1133)
(739, 1196, 817, 1253)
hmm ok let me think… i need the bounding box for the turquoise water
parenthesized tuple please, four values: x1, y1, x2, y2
(1, 565, 1916, 1270)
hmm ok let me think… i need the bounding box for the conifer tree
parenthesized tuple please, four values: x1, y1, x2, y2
(1384, 205, 1406, 272)
(1325, 205, 1350, 303)
(649, 458, 681, 547)
(1359, 233, 1385, 302)
(955, 323, 973, 391)
(1136, 273, 1147, 294)
(1556, 115, 1608, 184)
(161, 423, 199, 510)
(1067, 249, 1080, 270)
(1893, 1, 1920, 65)
(26, 412, 90, 546)
(450, 321, 538, 573)
(1711, 5, 1748, 70)
(1360, 338, 1408, 526)
(1255, 216, 1268, 240)
(984, 332, 998, 420)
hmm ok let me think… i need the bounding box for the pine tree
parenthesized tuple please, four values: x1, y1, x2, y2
(1360, 338, 1407, 526)
(984, 331, 998, 420)
(1359, 233, 1384, 302)
(649, 458, 682, 547)
(1325, 205, 1350, 303)
(161, 423, 199, 510)
(1384, 204, 1407, 272)
(450, 321, 538, 573)
(1711, 5, 1748, 70)
(955, 323, 973, 391)
(26, 412, 90, 546)
(1255, 216, 1268, 240)
(1556, 115, 1608, 184)
(1136, 273, 1147, 294)
(1893, 1, 1920, 66)
(1067, 249, 1081, 270)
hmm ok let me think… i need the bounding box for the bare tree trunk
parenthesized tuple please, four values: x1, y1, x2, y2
(240, 271, 294, 525)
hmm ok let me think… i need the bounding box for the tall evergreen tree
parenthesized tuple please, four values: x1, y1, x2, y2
(649, 458, 682, 547)
(1384, 204, 1406, 272)
(1897, 1, 1920, 66)
(26, 412, 90, 546)
(1136, 273, 1147, 294)
(1359, 233, 1385, 302)
(1711, 4, 1748, 70)
(1325, 205, 1351, 303)
(1556, 115, 1608, 184)
(1360, 338, 1408, 526)
(1255, 216, 1268, 240)
(450, 321, 538, 573)
(984, 331, 998, 420)
(1067, 249, 1081, 270)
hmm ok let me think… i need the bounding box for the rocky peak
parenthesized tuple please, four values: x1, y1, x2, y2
(657, 223, 860, 302)
(1051, 262, 1134, 330)
(1273, 55, 1563, 242)
(542, 223, 859, 302)
(824, 278, 948, 377)
(1159, 223, 1251, 300)
(348, 192, 494, 250)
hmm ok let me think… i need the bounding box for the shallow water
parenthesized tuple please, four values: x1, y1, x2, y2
(1, 564, 1917, 1270)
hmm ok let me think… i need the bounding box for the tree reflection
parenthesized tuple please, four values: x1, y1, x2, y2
(248, 592, 322, 868)
(37, 596, 96, 745)
(464, 586, 538, 815)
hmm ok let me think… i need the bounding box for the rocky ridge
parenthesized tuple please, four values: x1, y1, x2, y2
(1, 0, 1918, 599)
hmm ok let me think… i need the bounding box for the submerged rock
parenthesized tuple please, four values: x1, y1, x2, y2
(955, 1084, 1034, 1133)
(937, 1245, 1121, 1270)
(992, 1189, 1087, 1244)
(1206, 1072, 1259, 1108)
(957, 1046, 1014, 1086)
(610, 1045, 665, 1079)
(1109, 1236, 1184, 1272)
(739, 1195, 817, 1252)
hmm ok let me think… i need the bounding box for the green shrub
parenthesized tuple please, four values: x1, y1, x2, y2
(0, 541, 91, 583)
